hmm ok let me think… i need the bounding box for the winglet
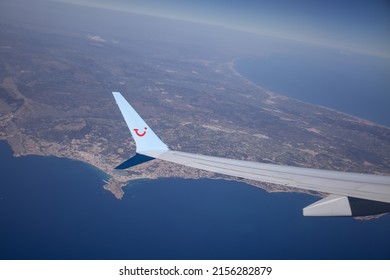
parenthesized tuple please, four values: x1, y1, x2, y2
(112, 92, 169, 154)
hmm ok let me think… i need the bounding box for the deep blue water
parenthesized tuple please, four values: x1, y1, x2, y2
(235, 49, 390, 126)
(1, 141, 389, 260)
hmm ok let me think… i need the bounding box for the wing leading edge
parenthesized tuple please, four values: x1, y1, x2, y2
(112, 92, 390, 217)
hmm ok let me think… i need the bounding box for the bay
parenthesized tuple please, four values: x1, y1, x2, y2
(234, 49, 390, 126)
(1, 141, 390, 259)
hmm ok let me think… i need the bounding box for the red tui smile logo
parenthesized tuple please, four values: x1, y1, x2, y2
(134, 127, 147, 137)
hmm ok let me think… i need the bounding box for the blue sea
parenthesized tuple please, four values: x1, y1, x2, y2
(234, 48, 390, 126)
(1, 141, 389, 260)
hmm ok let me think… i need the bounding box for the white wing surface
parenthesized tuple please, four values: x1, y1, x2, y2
(112, 92, 390, 217)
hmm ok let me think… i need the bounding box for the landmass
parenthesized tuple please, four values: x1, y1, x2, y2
(1, 21, 389, 216)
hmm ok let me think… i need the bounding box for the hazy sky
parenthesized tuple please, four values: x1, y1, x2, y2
(49, 0, 390, 58)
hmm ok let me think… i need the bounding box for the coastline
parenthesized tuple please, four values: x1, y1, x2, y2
(228, 58, 384, 128)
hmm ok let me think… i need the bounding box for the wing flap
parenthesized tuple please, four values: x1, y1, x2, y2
(303, 195, 352, 216)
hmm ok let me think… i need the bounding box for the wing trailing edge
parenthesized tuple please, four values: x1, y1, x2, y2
(112, 92, 390, 217)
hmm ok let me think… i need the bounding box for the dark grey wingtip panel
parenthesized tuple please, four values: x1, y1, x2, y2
(348, 197, 390, 217)
(114, 153, 155, 170)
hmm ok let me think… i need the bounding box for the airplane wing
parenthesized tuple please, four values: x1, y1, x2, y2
(112, 92, 390, 217)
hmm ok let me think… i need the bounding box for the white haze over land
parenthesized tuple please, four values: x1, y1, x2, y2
(2, 0, 390, 58)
